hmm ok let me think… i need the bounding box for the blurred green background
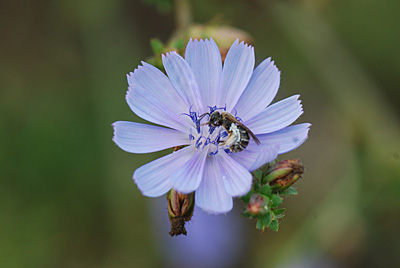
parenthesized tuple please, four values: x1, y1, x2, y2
(1, 0, 400, 267)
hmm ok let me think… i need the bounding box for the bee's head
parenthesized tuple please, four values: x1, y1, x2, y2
(209, 111, 222, 127)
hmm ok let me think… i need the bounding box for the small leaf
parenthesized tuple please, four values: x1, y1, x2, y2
(260, 212, 272, 226)
(253, 169, 263, 180)
(150, 39, 165, 54)
(241, 190, 253, 203)
(269, 219, 279, 232)
(273, 208, 286, 219)
(259, 184, 272, 197)
(171, 39, 185, 50)
(278, 186, 298, 196)
(256, 219, 264, 230)
(271, 194, 283, 208)
(273, 208, 286, 216)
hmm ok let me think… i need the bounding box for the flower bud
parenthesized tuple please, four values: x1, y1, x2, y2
(263, 159, 304, 191)
(187, 24, 254, 62)
(167, 189, 195, 236)
(244, 194, 268, 216)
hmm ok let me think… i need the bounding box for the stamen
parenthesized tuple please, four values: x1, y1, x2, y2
(183, 104, 238, 156)
(195, 134, 205, 149)
(209, 147, 219, 156)
(207, 105, 218, 114)
(208, 126, 216, 134)
(181, 105, 201, 134)
(203, 137, 211, 147)
(195, 121, 201, 134)
(224, 149, 232, 154)
(231, 108, 243, 122)
(188, 132, 195, 141)
(220, 131, 228, 139)
(232, 108, 238, 117)
(196, 140, 203, 149)
(207, 131, 224, 155)
(222, 103, 227, 111)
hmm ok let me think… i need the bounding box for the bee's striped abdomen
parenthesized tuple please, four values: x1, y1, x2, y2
(230, 126, 250, 152)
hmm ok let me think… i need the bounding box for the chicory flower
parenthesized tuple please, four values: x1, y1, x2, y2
(113, 38, 310, 214)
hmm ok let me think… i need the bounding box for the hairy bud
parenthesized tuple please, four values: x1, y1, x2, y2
(244, 194, 269, 216)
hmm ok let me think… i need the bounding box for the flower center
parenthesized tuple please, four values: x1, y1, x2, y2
(182, 105, 235, 155)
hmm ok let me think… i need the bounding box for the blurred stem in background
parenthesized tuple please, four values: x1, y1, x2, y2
(174, 0, 191, 38)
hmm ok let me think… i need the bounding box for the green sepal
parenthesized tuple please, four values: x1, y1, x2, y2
(253, 169, 263, 180)
(170, 39, 185, 50)
(242, 212, 252, 218)
(278, 186, 298, 196)
(253, 180, 262, 192)
(270, 194, 283, 208)
(241, 190, 253, 203)
(273, 208, 286, 216)
(269, 218, 279, 232)
(260, 212, 272, 226)
(256, 219, 265, 230)
(150, 38, 165, 55)
(259, 184, 272, 198)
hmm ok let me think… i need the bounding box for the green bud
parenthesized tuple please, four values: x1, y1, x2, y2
(167, 189, 195, 236)
(263, 159, 304, 191)
(244, 194, 269, 216)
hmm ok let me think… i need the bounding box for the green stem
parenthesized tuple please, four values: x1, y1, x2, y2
(173, 0, 192, 38)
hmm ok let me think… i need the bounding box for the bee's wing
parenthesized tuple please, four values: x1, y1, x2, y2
(225, 113, 261, 145)
(243, 125, 261, 145)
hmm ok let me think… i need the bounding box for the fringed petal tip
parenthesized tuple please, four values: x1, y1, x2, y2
(234, 38, 254, 50)
(188, 37, 215, 44)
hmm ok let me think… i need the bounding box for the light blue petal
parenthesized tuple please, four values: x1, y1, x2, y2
(126, 84, 189, 133)
(162, 52, 204, 113)
(133, 146, 195, 197)
(185, 38, 222, 106)
(217, 40, 255, 111)
(245, 95, 303, 134)
(233, 58, 280, 121)
(126, 63, 191, 132)
(170, 147, 208, 193)
(256, 123, 311, 154)
(230, 145, 279, 171)
(128, 62, 188, 112)
(196, 155, 233, 214)
(216, 151, 252, 197)
(112, 121, 190, 154)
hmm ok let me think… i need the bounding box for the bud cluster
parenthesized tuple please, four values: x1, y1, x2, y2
(241, 159, 304, 232)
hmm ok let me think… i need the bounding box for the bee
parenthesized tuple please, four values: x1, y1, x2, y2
(207, 111, 260, 152)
